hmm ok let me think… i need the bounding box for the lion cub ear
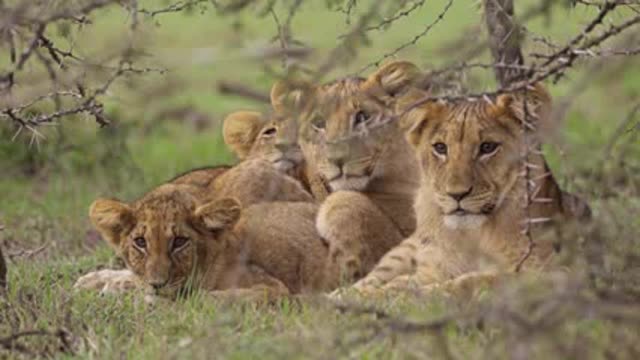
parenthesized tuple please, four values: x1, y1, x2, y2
(223, 111, 266, 159)
(195, 197, 242, 231)
(367, 60, 421, 97)
(490, 83, 552, 133)
(404, 101, 447, 148)
(89, 199, 134, 250)
(270, 78, 314, 114)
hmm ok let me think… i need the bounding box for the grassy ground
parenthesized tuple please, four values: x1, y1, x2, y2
(1, 0, 639, 358)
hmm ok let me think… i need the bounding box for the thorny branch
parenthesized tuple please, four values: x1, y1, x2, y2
(314, 0, 385, 80)
(0, 0, 168, 135)
(0, 329, 73, 356)
(138, 0, 214, 17)
(357, 0, 454, 74)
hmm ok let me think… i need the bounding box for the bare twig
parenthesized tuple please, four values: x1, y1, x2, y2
(6, 243, 48, 260)
(356, 0, 426, 35)
(0, 329, 73, 356)
(0, 224, 6, 290)
(358, 0, 453, 74)
(217, 81, 270, 103)
(138, 0, 212, 17)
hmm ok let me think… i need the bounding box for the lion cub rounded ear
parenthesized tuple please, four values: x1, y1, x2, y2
(270, 78, 314, 113)
(490, 83, 552, 131)
(368, 60, 421, 97)
(195, 197, 242, 231)
(89, 199, 134, 250)
(223, 111, 266, 159)
(404, 101, 447, 148)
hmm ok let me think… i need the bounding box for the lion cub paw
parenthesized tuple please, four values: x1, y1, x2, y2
(328, 249, 364, 282)
(327, 283, 378, 301)
(74, 269, 141, 295)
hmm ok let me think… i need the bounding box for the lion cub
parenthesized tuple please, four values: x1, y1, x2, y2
(223, 82, 330, 201)
(339, 84, 591, 298)
(272, 61, 426, 281)
(75, 183, 329, 298)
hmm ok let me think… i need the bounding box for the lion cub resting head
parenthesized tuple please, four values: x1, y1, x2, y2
(223, 82, 329, 200)
(275, 61, 423, 194)
(223, 111, 303, 175)
(85, 183, 327, 298)
(223, 80, 310, 176)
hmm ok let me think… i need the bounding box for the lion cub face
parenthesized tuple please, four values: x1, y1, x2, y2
(223, 111, 303, 174)
(89, 184, 241, 295)
(405, 85, 552, 230)
(276, 61, 422, 192)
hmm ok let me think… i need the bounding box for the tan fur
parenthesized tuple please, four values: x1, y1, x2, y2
(169, 165, 231, 188)
(172, 159, 315, 208)
(278, 61, 424, 281)
(76, 183, 331, 298)
(209, 158, 314, 207)
(346, 84, 591, 297)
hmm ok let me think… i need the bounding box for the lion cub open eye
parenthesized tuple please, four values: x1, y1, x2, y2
(432, 142, 448, 156)
(172, 236, 189, 251)
(479, 141, 500, 157)
(133, 237, 147, 250)
(261, 126, 277, 137)
(311, 117, 325, 132)
(353, 110, 370, 127)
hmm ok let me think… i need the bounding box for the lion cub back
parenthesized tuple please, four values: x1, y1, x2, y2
(234, 202, 329, 293)
(208, 159, 314, 207)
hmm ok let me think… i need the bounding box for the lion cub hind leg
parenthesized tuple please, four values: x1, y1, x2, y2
(317, 191, 404, 287)
(212, 264, 290, 302)
(74, 269, 144, 295)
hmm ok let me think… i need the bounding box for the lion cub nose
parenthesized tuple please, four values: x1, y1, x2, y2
(148, 278, 168, 290)
(448, 187, 473, 202)
(149, 281, 167, 290)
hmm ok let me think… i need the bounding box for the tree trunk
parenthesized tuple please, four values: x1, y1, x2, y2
(483, 0, 524, 87)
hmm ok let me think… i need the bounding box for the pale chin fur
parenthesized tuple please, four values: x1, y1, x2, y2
(329, 177, 370, 192)
(443, 214, 488, 230)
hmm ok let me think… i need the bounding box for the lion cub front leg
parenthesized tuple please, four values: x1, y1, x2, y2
(317, 191, 404, 287)
(74, 269, 145, 295)
(415, 271, 506, 298)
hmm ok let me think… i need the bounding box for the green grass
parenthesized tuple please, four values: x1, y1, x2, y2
(1, 0, 639, 358)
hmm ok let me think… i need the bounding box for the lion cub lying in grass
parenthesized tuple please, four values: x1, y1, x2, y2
(335, 83, 591, 298)
(75, 183, 330, 299)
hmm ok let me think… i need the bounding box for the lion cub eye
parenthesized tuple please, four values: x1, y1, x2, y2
(133, 237, 147, 249)
(172, 236, 189, 251)
(479, 141, 500, 155)
(432, 142, 448, 156)
(262, 127, 277, 137)
(353, 111, 370, 127)
(311, 118, 325, 131)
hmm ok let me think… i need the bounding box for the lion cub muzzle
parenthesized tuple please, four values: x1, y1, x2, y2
(322, 140, 375, 192)
(437, 185, 497, 230)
